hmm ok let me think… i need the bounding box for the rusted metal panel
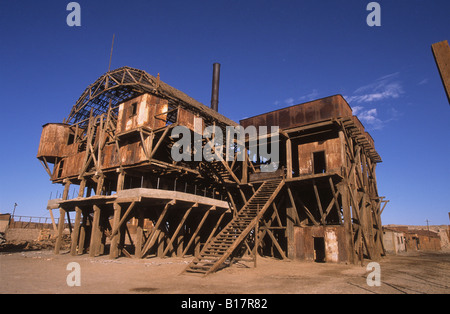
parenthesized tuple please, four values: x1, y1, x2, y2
(240, 95, 352, 130)
(298, 137, 343, 176)
(116, 93, 169, 134)
(60, 151, 85, 178)
(431, 40, 450, 104)
(294, 226, 348, 263)
(37, 123, 70, 162)
(119, 141, 147, 166)
(150, 95, 168, 129)
(177, 107, 195, 131)
(101, 144, 120, 169)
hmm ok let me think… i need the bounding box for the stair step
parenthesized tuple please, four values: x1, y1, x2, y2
(183, 179, 283, 276)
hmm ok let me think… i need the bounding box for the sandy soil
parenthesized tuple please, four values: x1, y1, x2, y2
(1, 248, 449, 295)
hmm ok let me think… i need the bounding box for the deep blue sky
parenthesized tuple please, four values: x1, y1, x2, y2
(1, 0, 449, 225)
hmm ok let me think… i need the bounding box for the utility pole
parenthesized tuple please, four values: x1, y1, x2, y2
(426, 219, 430, 232)
(12, 203, 17, 219)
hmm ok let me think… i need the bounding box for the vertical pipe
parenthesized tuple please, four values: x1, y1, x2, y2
(210, 63, 221, 112)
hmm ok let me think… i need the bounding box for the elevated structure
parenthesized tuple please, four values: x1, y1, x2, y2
(37, 66, 387, 275)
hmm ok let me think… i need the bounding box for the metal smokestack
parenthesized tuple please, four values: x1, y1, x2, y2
(210, 63, 220, 112)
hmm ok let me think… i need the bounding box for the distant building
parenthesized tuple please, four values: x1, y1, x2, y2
(383, 227, 406, 254)
(385, 226, 441, 252)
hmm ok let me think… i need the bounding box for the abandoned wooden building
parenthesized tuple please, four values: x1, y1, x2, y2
(37, 65, 388, 275)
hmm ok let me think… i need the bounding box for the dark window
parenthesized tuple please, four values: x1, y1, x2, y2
(67, 133, 75, 145)
(129, 102, 138, 117)
(57, 160, 64, 178)
(313, 151, 326, 174)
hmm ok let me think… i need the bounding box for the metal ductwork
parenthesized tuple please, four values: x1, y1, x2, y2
(210, 63, 220, 112)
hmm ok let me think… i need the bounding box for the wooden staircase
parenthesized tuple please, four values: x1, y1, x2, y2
(182, 178, 285, 276)
(204, 160, 233, 183)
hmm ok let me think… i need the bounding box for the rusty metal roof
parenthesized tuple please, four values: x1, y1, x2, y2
(66, 66, 238, 128)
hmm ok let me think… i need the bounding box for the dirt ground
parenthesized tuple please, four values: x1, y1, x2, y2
(1, 248, 449, 294)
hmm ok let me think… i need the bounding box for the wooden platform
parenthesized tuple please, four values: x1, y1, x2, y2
(51, 188, 230, 212)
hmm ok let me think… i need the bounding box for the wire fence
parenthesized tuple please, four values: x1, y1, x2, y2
(8, 215, 74, 230)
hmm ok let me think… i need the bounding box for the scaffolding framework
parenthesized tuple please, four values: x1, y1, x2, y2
(37, 67, 387, 275)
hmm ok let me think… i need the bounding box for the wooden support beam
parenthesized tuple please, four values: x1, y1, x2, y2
(338, 182, 355, 264)
(70, 206, 82, 256)
(78, 209, 88, 255)
(89, 205, 101, 257)
(54, 208, 66, 255)
(148, 125, 171, 159)
(162, 204, 196, 257)
(289, 186, 318, 226)
(135, 208, 145, 259)
(141, 200, 176, 258)
(55, 181, 71, 255)
(329, 177, 342, 224)
(286, 138, 292, 179)
(203, 210, 227, 249)
(109, 203, 122, 258)
(286, 186, 301, 225)
(182, 207, 212, 256)
(312, 180, 325, 225)
(347, 183, 372, 260)
(110, 201, 136, 238)
(263, 220, 288, 260)
(286, 207, 295, 259)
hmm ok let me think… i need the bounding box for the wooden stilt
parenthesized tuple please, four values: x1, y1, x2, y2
(135, 208, 145, 258)
(70, 206, 82, 256)
(54, 207, 66, 255)
(110, 203, 122, 259)
(90, 205, 101, 257)
(78, 209, 87, 255)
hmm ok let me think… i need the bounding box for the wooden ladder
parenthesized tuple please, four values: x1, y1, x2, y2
(182, 178, 285, 276)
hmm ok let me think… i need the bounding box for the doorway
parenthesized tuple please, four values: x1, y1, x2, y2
(313, 151, 326, 174)
(313, 237, 326, 263)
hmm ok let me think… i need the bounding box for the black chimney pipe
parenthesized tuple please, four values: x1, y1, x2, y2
(210, 63, 220, 112)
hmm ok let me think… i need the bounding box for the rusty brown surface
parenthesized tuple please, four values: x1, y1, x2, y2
(294, 226, 348, 263)
(116, 94, 169, 134)
(37, 123, 70, 162)
(432, 40, 450, 104)
(297, 137, 342, 176)
(240, 95, 352, 130)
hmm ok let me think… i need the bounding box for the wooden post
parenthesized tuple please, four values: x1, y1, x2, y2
(49, 209, 57, 232)
(90, 205, 101, 257)
(162, 205, 194, 257)
(254, 214, 259, 267)
(110, 203, 122, 259)
(338, 182, 355, 264)
(54, 207, 66, 255)
(182, 208, 211, 257)
(117, 170, 125, 192)
(54, 181, 71, 254)
(78, 209, 87, 255)
(96, 174, 104, 195)
(286, 138, 292, 179)
(70, 206, 82, 256)
(286, 206, 295, 259)
(135, 208, 145, 258)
